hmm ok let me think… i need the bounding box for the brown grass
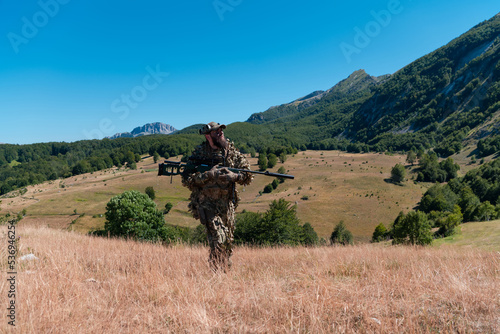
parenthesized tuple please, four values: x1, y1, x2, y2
(1, 224, 498, 333)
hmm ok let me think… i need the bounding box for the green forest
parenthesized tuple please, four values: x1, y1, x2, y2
(373, 156, 500, 245)
(0, 134, 200, 195)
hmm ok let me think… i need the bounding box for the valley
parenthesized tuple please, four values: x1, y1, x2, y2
(2, 150, 431, 242)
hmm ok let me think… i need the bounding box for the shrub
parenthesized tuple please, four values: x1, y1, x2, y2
(301, 222, 319, 246)
(145, 186, 156, 200)
(391, 163, 406, 183)
(164, 202, 173, 214)
(406, 150, 417, 165)
(371, 223, 388, 242)
(279, 152, 287, 163)
(267, 154, 278, 168)
(392, 211, 433, 246)
(330, 221, 353, 245)
(435, 205, 463, 237)
(472, 201, 497, 221)
(258, 154, 268, 171)
(277, 166, 287, 183)
(234, 199, 317, 246)
(104, 190, 167, 241)
(189, 224, 208, 245)
(263, 184, 274, 193)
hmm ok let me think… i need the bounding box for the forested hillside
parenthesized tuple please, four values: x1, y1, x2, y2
(0, 135, 201, 195)
(234, 14, 500, 155)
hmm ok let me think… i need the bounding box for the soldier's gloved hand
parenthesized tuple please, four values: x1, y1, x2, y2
(217, 167, 240, 183)
(205, 166, 218, 179)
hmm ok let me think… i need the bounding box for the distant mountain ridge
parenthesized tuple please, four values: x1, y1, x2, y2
(246, 70, 389, 124)
(108, 122, 177, 139)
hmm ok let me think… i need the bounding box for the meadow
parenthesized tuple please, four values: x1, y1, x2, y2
(1, 151, 427, 242)
(1, 150, 498, 332)
(0, 222, 497, 333)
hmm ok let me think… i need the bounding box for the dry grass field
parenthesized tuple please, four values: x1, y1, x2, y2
(0, 151, 429, 242)
(1, 223, 498, 333)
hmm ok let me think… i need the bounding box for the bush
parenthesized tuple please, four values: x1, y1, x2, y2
(392, 211, 433, 246)
(104, 190, 167, 241)
(419, 184, 458, 213)
(391, 163, 406, 183)
(279, 153, 287, 163)
(301, 222, 319, 246)
(258, 154, 268, 171)
(145, 186, 156, 200)
(164, 202, 173, 214)
(406, 150, 417, 165)
(189, 224, 208, 245)
(234, 199, 317, 246)
(277, 166, 287, 183)
(263, 184, 274, 193)
(267, 154, 278, 168)
(330, 221, 353, 245)
(371, 223, 388, 242)
(472, 201, 497, 221)
(435, 205, 463, 237)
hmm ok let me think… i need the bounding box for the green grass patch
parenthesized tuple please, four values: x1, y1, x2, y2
(9, 160, 21, 167)
(434, 220, 500, 251)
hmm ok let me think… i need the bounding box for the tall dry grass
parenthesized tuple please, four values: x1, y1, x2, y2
(1, 225, 498, 333)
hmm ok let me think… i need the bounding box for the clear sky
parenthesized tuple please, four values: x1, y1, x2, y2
(0, 0, 498, 144)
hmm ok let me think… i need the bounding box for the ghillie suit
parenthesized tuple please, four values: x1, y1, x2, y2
(182, 140, 252, 271)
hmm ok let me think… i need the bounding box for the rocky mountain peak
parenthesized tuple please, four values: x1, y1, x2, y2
(108, 122, 177, 139)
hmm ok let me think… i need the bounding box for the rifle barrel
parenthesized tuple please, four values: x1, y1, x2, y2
(227, 167, 295, 179)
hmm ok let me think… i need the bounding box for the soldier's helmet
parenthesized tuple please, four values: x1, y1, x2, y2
(199, 122, 226, 135)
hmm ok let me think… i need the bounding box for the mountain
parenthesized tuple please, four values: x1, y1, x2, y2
(108, 122, 177, 139)
(247, 90, 325, 124)
(246, 70, 389, 124)
(229, 14, 500, 156)
(346, 14, 500, 154)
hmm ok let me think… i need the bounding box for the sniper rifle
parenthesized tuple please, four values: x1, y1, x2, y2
(158, 160, 294, 183)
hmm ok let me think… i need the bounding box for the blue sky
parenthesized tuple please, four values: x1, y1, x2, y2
(0, 0, 498, 144)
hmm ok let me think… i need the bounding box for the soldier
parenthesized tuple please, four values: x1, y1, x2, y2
(181, 122, 252, 271)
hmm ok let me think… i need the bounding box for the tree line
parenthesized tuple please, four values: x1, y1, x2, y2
(0, 134, 201, 195)
(374, 156, 500, 245)
(95, 188, 360, 247)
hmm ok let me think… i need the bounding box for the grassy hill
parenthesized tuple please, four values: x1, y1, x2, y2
(1, 222, 496, 333)
(2, 151, 430, 242)
(434, 219, 500, 251)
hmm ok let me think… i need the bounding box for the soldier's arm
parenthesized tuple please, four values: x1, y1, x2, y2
(232, 151, 253, 185)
